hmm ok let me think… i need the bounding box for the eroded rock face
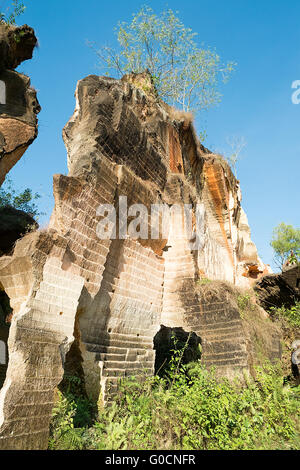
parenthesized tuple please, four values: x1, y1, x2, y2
(0, 24, 37, 70)
(0, 72, 280, 449)
(282, 265, 300, 293)
(254, 273, 300, 311)
(0, 24, 40, 186)
(0, 231, 84, 449)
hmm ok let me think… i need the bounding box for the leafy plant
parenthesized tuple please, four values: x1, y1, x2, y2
(0, 177, 43, 218)
(269, 302, 300, 329)
(287, 252, 299, 266)
(48, 374, 95, 450)
(196, 277, 211, 286)
(49, 349, 300, 450)
(237, 292, 253, 319)
(0, 0, 25, 25)
(271, 223, 300, 269)
(91, 6, 235, 115)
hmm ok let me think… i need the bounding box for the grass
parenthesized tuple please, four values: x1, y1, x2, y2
(49, 360, 300, 450)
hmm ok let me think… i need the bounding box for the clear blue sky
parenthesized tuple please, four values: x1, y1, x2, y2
(2, 0, 300, 271)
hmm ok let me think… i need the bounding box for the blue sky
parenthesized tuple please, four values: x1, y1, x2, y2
(1, 0, 299, 271)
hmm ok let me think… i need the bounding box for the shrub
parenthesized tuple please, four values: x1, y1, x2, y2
(48, 374, 95, 450)
(0, 177, 44, 219)
(270, 302, 300, 329)
(237, 292, 253, 319)
(49, 359, 300, 450)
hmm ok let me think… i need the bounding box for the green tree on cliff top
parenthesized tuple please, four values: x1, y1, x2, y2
(91, 6, 235, 116)
(0, 1, 25, 25)
(271, 222, 300, 269)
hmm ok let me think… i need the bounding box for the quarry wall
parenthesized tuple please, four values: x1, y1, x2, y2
(0, 29, 281, 449)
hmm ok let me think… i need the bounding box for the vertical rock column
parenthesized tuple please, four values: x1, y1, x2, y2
(0, 24, 40, 186)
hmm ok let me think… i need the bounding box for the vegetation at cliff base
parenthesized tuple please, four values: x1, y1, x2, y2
(49, 360, 300, 451)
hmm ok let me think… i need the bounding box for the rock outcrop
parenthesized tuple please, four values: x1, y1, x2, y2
(282, 265, 300, 293)
(0, 23, 40, 186)
(255, 273, 300, 311)
(0, 72, 280, 449)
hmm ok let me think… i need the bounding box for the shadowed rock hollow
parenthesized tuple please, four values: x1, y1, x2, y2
(0, 206, 38, 255)
(255, 271, 300, 311)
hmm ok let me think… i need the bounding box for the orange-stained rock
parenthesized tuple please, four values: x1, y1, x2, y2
(0, 25, 40, 186)
(0, 71, 281, 450)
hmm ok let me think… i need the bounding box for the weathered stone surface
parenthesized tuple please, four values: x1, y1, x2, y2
(254, 273, 300, 311)
(0, 25, 40, 186)
(0, 72, 280, 449)
(282, 265, 300, 292)
(0, 231, 84, 449)
(0, 205, 38, 255)
(0, 24, 37, 71)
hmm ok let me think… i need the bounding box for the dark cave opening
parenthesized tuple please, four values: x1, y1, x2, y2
(153, 325, 202, 378)
(0, 287, 12, 390)
(57, 313, 96, 428)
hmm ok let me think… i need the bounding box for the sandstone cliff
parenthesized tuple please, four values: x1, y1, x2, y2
(0, 71, 280, 450)
(0, 24, 40, 186)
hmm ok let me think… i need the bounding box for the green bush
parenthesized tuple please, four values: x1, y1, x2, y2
(48, 374, 95, 450)
(49, 360, 300, 450)
(270, 302, 300, 329)
(237, 292, 253, 319)
(0, 177, 43, 219)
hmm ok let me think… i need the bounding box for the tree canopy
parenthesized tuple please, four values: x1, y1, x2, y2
(92, 6, 235, 115)
(271, 222, 300, 268)
(0, 1, 25, 25)
(0, 177, 42, 218)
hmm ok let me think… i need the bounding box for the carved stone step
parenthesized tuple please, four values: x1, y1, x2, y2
(102, 367, 153, 377)
(103, 358, 154, 370)
(99, 338, 153, 350)
(96, 345, 128, 355)
(98, 353, 126, 362)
